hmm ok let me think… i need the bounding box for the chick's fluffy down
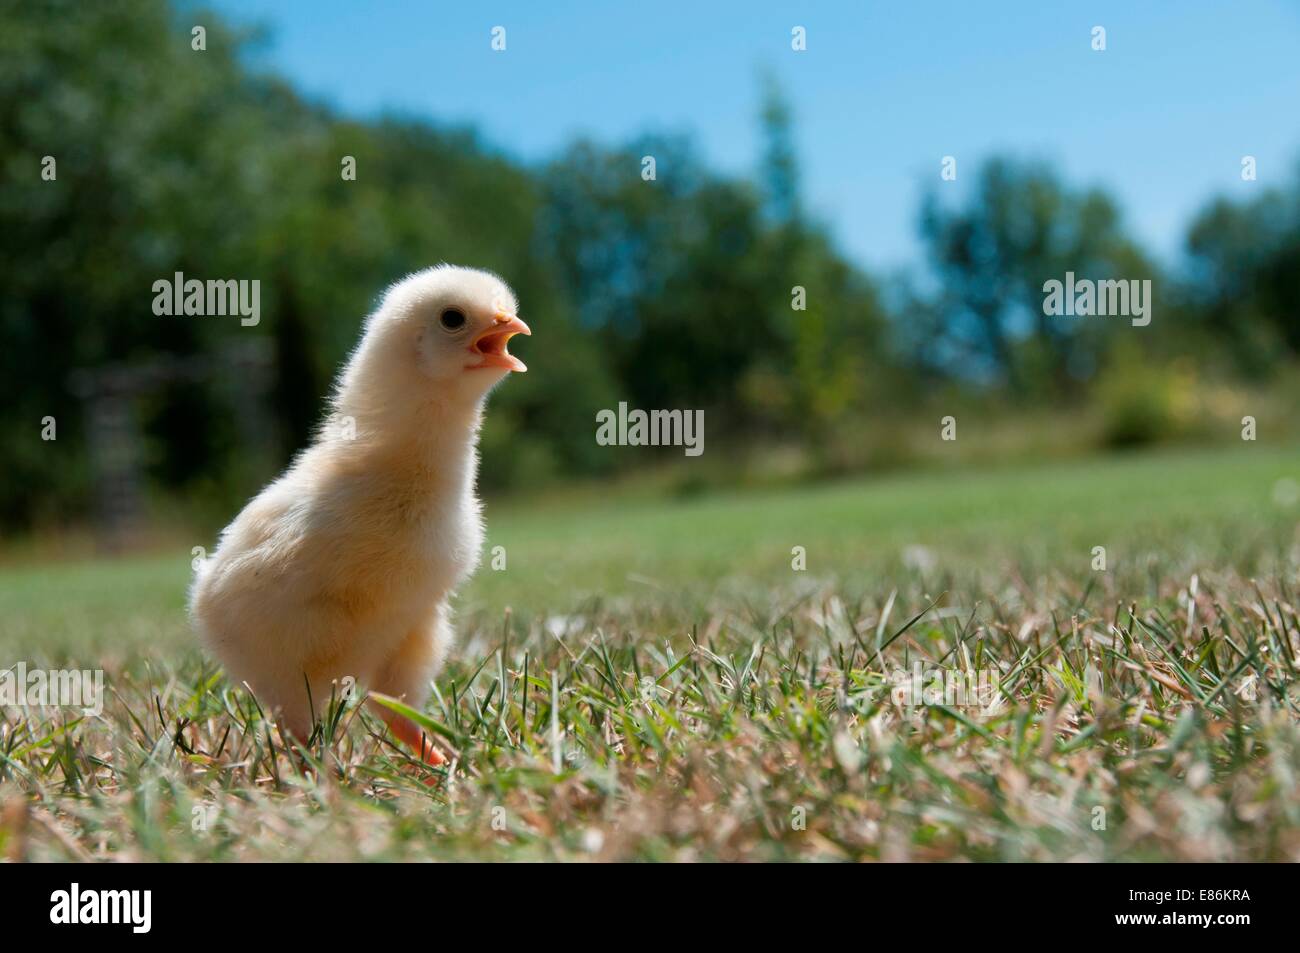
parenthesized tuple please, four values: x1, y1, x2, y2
(190, 265, 519, 739)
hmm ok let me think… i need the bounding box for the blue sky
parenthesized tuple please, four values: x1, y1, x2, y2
(210, 0, 1300, 272)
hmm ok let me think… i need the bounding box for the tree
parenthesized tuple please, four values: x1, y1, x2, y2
(916, 158, 1154, 396)
(1184, 171, 1300, 371)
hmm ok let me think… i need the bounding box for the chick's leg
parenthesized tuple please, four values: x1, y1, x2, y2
(367, 617, 450, 768)
(371, 705, 446, 767)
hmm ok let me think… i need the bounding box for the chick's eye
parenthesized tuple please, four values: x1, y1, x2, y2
(439, 309, 467, 332)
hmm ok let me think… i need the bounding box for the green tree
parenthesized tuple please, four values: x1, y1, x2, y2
(1184, 169, 1300, 372)
(917, 157, 1155, 396)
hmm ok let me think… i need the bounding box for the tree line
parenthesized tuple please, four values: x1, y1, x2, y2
(2, 0, 1296, 532)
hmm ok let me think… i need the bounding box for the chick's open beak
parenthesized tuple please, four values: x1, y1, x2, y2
(467, 313, 531, 372)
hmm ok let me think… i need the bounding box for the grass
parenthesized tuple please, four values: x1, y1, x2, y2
(1, 444, 1298, 860)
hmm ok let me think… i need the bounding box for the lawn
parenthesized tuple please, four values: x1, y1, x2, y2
(1, 444, 1298, 860)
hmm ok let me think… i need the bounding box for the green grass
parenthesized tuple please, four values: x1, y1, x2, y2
(1, 444, 1298, 860)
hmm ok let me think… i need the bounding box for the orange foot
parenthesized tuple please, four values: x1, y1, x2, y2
(378, 709, 447, 783)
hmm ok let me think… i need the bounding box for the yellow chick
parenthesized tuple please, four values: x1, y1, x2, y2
(189, 265, 530, 765)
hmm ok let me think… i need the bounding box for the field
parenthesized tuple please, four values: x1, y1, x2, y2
(1, 445, 1298, 861)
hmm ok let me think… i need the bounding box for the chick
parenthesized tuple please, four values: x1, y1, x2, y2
(189, 265, 530, 765)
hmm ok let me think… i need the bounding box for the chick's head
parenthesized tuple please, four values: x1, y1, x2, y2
(371, 264, 531, 404)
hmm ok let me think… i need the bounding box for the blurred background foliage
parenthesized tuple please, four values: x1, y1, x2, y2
(1, 0, 1298, 540)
